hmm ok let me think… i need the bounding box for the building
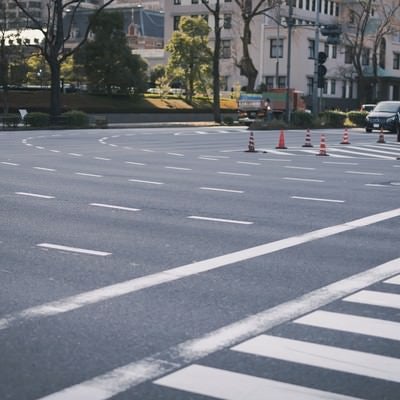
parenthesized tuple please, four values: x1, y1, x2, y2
(163, 0, 400, 111)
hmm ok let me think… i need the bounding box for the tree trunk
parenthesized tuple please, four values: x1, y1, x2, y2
(49, 59, 61, 117)
(0, 39, 9, 113)
(239, 19, 258, 92)
(212, 15, 221, 123)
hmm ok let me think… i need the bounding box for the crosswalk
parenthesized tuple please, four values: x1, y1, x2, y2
(259, 142, 400, 160)
(153, 275, 400, 399)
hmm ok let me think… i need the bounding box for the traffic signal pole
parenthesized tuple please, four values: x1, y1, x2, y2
(312, 1, 320, 116)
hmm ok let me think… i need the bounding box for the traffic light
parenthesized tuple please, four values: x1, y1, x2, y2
(317, 51, 327, 89)
(321, 24, 342, 45)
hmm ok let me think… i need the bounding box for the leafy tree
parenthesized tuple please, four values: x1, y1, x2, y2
(25, 52, 50, 85)
(149, 64, 166, 88)
(165, 16, 212, 102)
(12, 0, 116, 116)
(77, 11, 147, 95)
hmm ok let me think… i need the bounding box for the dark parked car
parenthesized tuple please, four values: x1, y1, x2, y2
(365, 101, 400, 133)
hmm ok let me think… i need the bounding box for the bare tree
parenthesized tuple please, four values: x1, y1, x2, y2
(233, 0, 276, 91)
(342, 0, 400, 103)
(12, 0, 115, 117)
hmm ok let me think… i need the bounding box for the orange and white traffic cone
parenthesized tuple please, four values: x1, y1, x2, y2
(316, 134, 329, 156)
(276, 129, 287, 149)
(302, 129, 313, 147)
(340, 128, 350, 144)
(377, 128, 386, 143)
(247, 131, 256, 152)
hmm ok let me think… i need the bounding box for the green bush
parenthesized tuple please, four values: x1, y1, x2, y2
(61, 110, 89, 127)
(223, 115, 235, 125)
(347, 111, 367, 127)
(291, 111, 313, 128)
(25, 112, 50, 127)
(0, 113, 20, 127)
(320, 110, 347, 127)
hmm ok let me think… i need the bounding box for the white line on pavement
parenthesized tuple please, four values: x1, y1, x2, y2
(323, 161, 359, 165)
(35, 256, 400, 400)
(94, 157, 111, 161)
(284, 166, 316, 170)
(187, 216, 253, 225)
(125, 161, 146, 166)
(75, 172, 103, 178)
(236, 161, 261, 165)
(1, 161, 19, 166)
(291, 196, 344, 203)
(129, 179, 164, 185)
(33, 167, 56, 172)
(15, 192, 55, 199)
(200, 187, 244, 193)
(1, 208, 399, 334)
(343, 289, 400, 309)
(283, 177, 324, 183)
(164, 166, 192, 171)
(345, 170, 384, 176)
(217, 171, 251, 176)
(68, 153, 82, 157)
(36, 243, 111, 257)
(90, 203, 140, 212)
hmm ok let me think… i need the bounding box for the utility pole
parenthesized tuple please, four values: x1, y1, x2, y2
(312, 0, 320, 115)
(285, 0, 293, 123)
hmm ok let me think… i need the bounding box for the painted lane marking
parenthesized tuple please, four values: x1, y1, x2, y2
(34, 257, 400, 400)
(187, 216, 253, 225)
(155, 364, 362, 400)
(125, 161, 146, 166)
(141, 149, 155, 153)
(200, 187, 244, 194)
(343, 289, 400, 309)
(35, 146, 44, 150)
(283, 177, 324, 183)
(164, 166, 192, 171)
(90, 203, 140, 212)
(68, 153, 82, 157)
(15, 192, 55, 199)
(109, 144, 118, 147)
(167, 152, 184, 157)
(284, 166, 316, 170)
(198, 156, 219, 161)
(260, 148, 296, 155)
(365, 183, 386, 187)
(385, 275, 400, 285)
(295, 310, 400, 341)
(0, 209, 398, 334)
(94, 157, 111, 161)
(217, 171, 251, 177)
(258, 158, 291, 162)
(323, 161, 359, 165)
(347, 145, 400, 156)
(129, 179, 164, 185)
(329, 148, 395, 160)
(237, 161, 261, 165)
(301, 149, 352, 158)
(345, 170, 384, 176)
(37, 243, 111, 256)
(232, 335, 400, 382)
(291, 196, 344, 203)
(1, 161, 19, 166)
(75, 172, 103, 178)
(33, 167, 56, 172)
(50, 150, 60, 153)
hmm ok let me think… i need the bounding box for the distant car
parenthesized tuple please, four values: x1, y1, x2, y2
(360, 104, 376, 112)
(365, 101, 400, 133)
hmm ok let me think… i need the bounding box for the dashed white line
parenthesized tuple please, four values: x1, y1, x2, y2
(33, 167, 56, 172)
(345, 170, 384, 176)
(167, 152, 184, 157)
(15, 192, 55, 199)
(129, 179, 164, 185)
(90, 203, 140, 212)
(284, 166, 315, 170)
(1, 161, 19, 166)
(217, 171, 251, 177)
(68, 153, 82, 157)
(50, 150, 60, 153)
(37, 243, 111, 256)
(125, 161, 146, 166)
(323, 161, 358, 165)
(291, 196, 344, 203)
(94, 157, 111, 161)
(75, 172, 103, 178)
(188, 216, 253, 225)
(283, 177, 324, 183)
(165, 166, 192, 171)
(200, 187, 244, 193)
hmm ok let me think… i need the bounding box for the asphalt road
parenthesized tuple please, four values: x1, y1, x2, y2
(0, 126, 399, 400)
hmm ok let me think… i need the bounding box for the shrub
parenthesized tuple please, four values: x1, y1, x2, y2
(25, 112, 50, 127)
(223, 115, 235, 125)
(347, 111, 367, 127)
(0, 113, 20, 127)
(291, 111, 313, 128)
(320, 110, 347, 127)
(61, 110, 89, 127)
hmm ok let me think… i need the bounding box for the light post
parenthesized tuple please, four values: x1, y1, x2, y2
(284, 0, 293, 123)
(312, 0, 320, 116)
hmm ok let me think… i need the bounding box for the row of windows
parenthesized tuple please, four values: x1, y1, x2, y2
(287, 0, 339, 17)
(173, 14, 232, 30)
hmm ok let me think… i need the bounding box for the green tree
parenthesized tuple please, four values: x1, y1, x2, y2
(12, 0, 116, 116)
(77, 11, 147, 95)
(165, 16, 212, 102)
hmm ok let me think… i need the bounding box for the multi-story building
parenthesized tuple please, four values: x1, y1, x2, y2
(164, 0, 400, 111)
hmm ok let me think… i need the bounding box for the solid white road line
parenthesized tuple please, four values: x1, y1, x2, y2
(187, 216, 253, 225)
(90, 203, 140, 212)
(75, 172, 103, 178)
(199, 187, 244, 193)
(1, 210, 399, 333)
(37, 243, 111, 256)
(291, 196, 344, 203)
(232, 334, 400, 382)
(343, 289, 400, 309)
(15, 192, 54, 199)
(37, 257, 400, 400)
(385, 275, 400, 285)
(283, 177, 324, 183)
(129, 179, 164, 185)
(155, 364, 362, 400)
(294, 310, 400, 341)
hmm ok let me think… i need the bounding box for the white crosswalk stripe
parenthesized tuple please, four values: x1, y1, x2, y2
(154, 274, 400, 399)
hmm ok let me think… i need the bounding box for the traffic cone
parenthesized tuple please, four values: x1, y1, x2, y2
(276, 129, 287, 149)
(302, 129, 313, 147)
(340, 128, 350, 144)
(247, 131, 256, 152)
(316, 134, 329, 156)
(377, 128, 386, 143)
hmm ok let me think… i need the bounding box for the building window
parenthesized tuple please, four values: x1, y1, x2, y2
(344, 46, 352, 64)
(361, 48, 370, 66)
(278, 76, 286, 88)
(393, 53, 400, 70)
(324, 43, 329, 57)
(270, 38, 283, 58)
(173, 16, 181, 30)
(192, 0, 199, 3)
(174, 0, 181, 4)
(265, 76, 274, 89)
(307, 76, 313, 96)
(331, 79, 336, 95)
(308, 39, 315, 59)
(332, 44, 337, 59)
(323, 79, 328, 94)
(220, 40, 231, 58)
(223, 14, 232, 29)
